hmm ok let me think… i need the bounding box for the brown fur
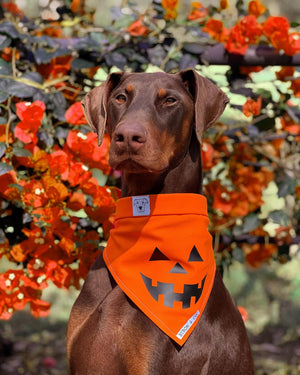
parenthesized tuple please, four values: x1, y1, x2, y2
(67, 70, 254, 374)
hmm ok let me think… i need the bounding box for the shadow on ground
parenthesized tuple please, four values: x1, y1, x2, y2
(0, 259, 299, 374)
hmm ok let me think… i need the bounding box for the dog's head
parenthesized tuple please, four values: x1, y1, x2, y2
(82, 70, 228, 174)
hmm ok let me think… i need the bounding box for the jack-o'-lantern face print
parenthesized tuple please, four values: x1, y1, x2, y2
(141, 246, 206, 310)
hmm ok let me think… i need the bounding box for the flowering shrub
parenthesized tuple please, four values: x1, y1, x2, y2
(0, 0, 299, 318)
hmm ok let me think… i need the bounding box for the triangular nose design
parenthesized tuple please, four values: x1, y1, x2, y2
(169, 262, 188, 274)
(149, 247, 170, 261)
(188, 246, 203, 262)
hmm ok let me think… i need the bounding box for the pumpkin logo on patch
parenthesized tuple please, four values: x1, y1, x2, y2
(140, 245, 206, 309)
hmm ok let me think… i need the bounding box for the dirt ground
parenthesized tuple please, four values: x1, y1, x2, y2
(0, 259, 299, 374)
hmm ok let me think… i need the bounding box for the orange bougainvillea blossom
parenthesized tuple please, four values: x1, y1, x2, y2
(203, 19, 228, 43)
(127, 18, 149, 37)
(244, 243, 278, 268)
(65, 130, 111, 173)
(187, 2, 208, 21)
(242, 96, 262, 117)
(14, 101, 46, 144)
(161, 0, 178, 20)
(65, 101, 88, 125)
(248, 0, 266, 18)
(262, 16, 300, 56)
(225, 15, 262, 55)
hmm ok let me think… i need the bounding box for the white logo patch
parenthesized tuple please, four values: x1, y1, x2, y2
(132, 196, 151, 216)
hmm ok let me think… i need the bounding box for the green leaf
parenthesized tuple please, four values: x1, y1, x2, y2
(13, 147, 32, 157)
(243, 213, 260, 233)
(0, 91, 9, 103)
(0, 162, 13, 176)
(22, 72, 43, 84)
(113, 15, 134, 29)
(0, 58, 12, 75)
(232, 247, 245, 263)
(8, 183, 23, 192)
(269, 210, 289, 226)
(278, 178, 297, 198)
(93, 68, 108, 84)
(66, 208, 88, 218)
(34, 48, 57, 64)
(92, 168, 108, 186)
(233, 225, 244, 237)
(5, 79, 38, 98)
(250, 68, 277, 83)
(0, 35, 11, 49)
(220, 106, 250, 125)
(227, 92, 247, 106)
(196, 65, 230, 87)
(0, 142, 6, 158)
(72, 58, 95, 70)
(259, 181, 285, 219)
(245, 82, 280, 102)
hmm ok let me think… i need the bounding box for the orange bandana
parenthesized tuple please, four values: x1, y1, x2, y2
(103, 194, 216, 345)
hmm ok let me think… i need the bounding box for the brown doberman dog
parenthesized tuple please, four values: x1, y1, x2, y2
(67, 69, 254, 375)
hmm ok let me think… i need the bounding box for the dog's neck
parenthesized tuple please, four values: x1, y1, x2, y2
(120, 135, 203, 197)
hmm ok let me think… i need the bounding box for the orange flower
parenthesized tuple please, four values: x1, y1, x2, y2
(285, 32, 300, 56)
(239, 66, 263, 76)
(35, 24, 62, 38)
(0, 170, 17, 200)
(70, 0, 81, 13)
(244, 243, 278, 268)
(162, 0, 178, 20)
(226, 15, 262, 55)
(270, 30, 289, 52)
(67, 192, 86, 211)
(290, 78, 300, 97)
(238, 306, 249, 322)
(248, 0, 266, 18)
(208, 180, 250, 217)
(280, 113, 300, 134)
(30, 298, 51, 318)
(1, 47, 20, 62)
(262, 16, 299, 55)
(275, 66, 295, 81)
(296, 186, 300, 200)
(2, 2, 24, 16)
(187, 2, 208, 21)
(220, 0, 229, 10)
(127, 18, 149, 37)
(58, 237, 75, 257)
(65, 102, 87, 125)
(201, 141, 221, 171)
(203, 19, 228, 43)
(242, 96, 262, 117)
(263, 16, 290, 39)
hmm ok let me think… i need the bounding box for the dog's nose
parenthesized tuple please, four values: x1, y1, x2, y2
(114, 123, 146, 152)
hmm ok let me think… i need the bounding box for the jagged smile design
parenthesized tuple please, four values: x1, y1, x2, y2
(141, 246, 207, 309)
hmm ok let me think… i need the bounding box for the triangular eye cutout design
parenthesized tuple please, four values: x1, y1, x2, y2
(188, 246, 203, 262)
(149, 247, 170, 261)
(169, 262, 188, 274)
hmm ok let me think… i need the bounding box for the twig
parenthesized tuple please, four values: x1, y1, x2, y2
(5, 96, 13, 148)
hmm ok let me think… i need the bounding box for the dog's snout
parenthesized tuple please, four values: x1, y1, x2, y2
(114, 123, 147, 152)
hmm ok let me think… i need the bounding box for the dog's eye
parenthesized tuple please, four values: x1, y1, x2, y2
(165, 97, 176, 104)
(116, 94, 127, 103)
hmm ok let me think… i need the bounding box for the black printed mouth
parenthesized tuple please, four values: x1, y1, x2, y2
(140, 273, 206, 309)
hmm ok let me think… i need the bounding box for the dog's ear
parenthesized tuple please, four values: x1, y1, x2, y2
(179, 69, 229, 142)
(81, 72, 124, 145)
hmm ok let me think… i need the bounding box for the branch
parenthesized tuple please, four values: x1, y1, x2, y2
(201, 44, 300, 66)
